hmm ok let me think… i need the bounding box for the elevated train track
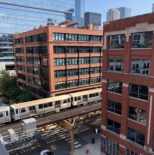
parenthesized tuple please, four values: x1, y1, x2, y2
(0, 103, 101, 136)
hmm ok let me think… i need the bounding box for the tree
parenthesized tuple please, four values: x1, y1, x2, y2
(16, 87, 33, 103)
(0, 69, 12, 94)
(7, 86, 22, 102)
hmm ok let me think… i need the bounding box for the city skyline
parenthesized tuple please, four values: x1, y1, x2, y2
(85, 0, 153, 22)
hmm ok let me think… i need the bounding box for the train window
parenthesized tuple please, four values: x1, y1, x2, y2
(0, 113, 3, 117)
(68, 99, 70, 102)
(96, 93, 99, 96)
(89, 94, 93, 98)
(63, 100, 67, 103)
(78, 97, 81, 100)
(21, 108, 26, 113)
(16, 109, 18, 114)
(56, 101, 60, 104)
(44, 103, 48, 108)
(49, 102, 52, 107)
(6, 111, 8, 116)
(93, 93, 96, 97)
(75, 97, 77, 101)
(39, 104, 43, 109)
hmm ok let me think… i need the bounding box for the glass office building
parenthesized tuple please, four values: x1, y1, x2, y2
(73, 0, 85, 27)
(117, 7, 131, 19)
(0, 0, 74, 73)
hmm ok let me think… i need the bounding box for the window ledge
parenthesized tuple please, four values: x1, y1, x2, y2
(127, 118, 146, 126)
(131, 48, 152, 50)
(107, 91, 122, 96)
(126, 139, 144, 149)
(106, 129, 120, 137)
(129, 73, 149, 77)
(107, 110, 121, 116)
(107, 70, 123, 73)
(129, 96, 148, 103)
(108, 48, 124, 50)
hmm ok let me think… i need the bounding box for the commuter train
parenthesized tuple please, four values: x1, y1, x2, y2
(0, 88, 102, 124)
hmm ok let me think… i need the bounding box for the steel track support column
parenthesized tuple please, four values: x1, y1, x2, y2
(59, 117, 77, 155)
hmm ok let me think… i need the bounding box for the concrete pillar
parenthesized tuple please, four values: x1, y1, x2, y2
(124, 35, 131, 73)
(120, 83, 129, 140)
(144, 88, 154, 153)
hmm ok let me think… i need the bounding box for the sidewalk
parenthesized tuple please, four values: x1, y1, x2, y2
(73, 139, 101, 155)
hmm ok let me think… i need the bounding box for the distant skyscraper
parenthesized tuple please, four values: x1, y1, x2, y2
(152, 4, 154, 12)
(84, 12, 101, 27)
(107, 9, 120, 22)
(117, 7, 131, 19)
(73, 0, 85, 27)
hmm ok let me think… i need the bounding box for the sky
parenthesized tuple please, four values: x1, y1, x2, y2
(85, 0, 154, 23)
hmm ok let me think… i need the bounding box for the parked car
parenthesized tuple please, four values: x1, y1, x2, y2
(40, 150, 54, 155)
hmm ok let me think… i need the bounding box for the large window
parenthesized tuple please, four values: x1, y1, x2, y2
(129, 84, 148, 100)
(54, 46, 101, 54)
(67, 58, 78, 65)
(109, 58, 124, 71)
(15, 38, 23, 44)
(53, 33, 102, 42)
(127, 128, 145, 146)
(107, 119, 121, 134)
(131, 59, 151, 75)
(128, 106, 146, 125)
(91, 57, 101, 64)
(108, 80, 122, 94)
(27, 57, 40, 65)
(15, 48, 24, 53)
(55, 70, 66, 78)
(132, 31, 152, 48)
(18, 73, 26, 81)
(108, 100, 121, 115)
(54, 58, 65, 66)
(16, 56, 24, 62)
(109, 34, 125, 49)
(17, 65, 25, 72)
(25, 33, 47, 43)
(55, 76, 101, 90)
(106, 138, 119, 155)
(127, 149, 138, 155)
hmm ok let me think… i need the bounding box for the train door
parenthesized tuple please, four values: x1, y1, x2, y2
(55, 101, 61, 108)
(29, 106, 36, 115)
(83, 95, 87, 102)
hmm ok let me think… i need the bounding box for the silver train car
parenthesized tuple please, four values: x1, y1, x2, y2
(0, 88, 102, 124)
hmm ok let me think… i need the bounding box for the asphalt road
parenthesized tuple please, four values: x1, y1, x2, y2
(7, 121, 100, 155)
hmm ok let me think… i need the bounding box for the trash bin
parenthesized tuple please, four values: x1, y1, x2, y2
(92, 138, 95, 144)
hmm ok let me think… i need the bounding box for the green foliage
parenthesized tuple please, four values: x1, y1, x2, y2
(0, 69, 33, 103)
(16, 87, 33, 103)
(0, 69, 12, 94)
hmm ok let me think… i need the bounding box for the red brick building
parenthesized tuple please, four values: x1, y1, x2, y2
(14, 22, 103, 98)
(101, 13, 154, 155)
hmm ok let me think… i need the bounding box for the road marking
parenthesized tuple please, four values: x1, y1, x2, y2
(74, 142, 78, 145)
(74, 144, 82, 148)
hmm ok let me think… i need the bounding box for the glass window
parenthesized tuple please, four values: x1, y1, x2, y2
(127, 149, 138, 155)
(107, 119, 121, 134)
(108, 100, 121, 115)
(127, 127, 145, 146)
(0, 113, 3, 117)
(129, 84, 148, 100)
(108, 80, 122, 94)
(54, 58, 65, 66)
(21, 108, 26, 113)
(132, 31, 152, 48)
(128, 106, 146, 125)
(109, 58, 124, 71)
(131, 59, 151, 75)
(107, 138, 119, 155)
(109, 34, 125, 49)
(39, 104, 43, 109)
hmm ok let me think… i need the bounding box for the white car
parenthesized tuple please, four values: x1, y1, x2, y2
(40, 150, 54, 155)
